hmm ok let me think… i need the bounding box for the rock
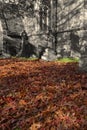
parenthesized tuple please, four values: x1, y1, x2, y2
(70, 50, 81, 59)
(41, 48, 57, 61)
(79, 46, 87, 72)
(79, 54, 87, 72)
(30, 54, 37, 59)
(1, 52, 11, 58)
(57, 53, 62, 59)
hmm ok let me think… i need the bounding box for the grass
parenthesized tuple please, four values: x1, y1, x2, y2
(7, 57, 79, 63)
(19, 57, 38, 61)
(57, 57, 79, 63)
(17, 57, 79, 62)
(12, 56, 38, 61)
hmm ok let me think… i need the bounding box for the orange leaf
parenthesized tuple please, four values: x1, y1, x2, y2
(30, 123, 41, 130)
(19, 99, 27, 106)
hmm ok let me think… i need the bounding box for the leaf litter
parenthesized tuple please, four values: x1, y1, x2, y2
(0, 58, 87, 130)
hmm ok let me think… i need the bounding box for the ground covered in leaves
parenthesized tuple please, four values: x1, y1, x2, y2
(0, 58, 87, 130)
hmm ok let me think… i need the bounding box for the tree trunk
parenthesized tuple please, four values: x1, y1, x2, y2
(1, 9, 9, 31)
(0, 20, 3, 54)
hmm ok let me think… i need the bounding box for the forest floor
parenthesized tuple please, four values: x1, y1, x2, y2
(0, 58, 87, 130)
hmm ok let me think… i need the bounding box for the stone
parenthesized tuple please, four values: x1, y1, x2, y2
(79, 46, 87, 72)
(70, 50, 81, 59)
(57, 54, 62, 59)
(41, 48, 57, 61)
(30, 54, 37, 59)
(79, 54, 87, 72)
(1, 52, 11, 58)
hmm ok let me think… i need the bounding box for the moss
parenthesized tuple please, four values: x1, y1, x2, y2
(57, 58, 79, 63)
(18, 57, 38, 61)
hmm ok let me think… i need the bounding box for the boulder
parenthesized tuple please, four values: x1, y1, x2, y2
(70, 50, 81, 59)
(79, 46, 87, 72)
(79, 54, 87, 72)
(1, 52, 11, 58)
(41, 48, 57, 61)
